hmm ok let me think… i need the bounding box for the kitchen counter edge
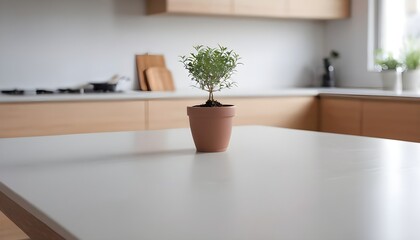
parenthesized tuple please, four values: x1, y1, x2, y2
(1, 88, 420, 103)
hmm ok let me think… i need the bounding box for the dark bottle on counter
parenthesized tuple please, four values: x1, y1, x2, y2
(321, 50, 339, 88)
(322, 58, 335, 87)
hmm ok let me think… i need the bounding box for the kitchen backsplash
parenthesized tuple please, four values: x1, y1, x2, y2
(0, 0, 325, 90)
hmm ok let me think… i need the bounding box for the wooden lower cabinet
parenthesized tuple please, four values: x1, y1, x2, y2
(362, 100, 420, 142)
(0, 101, 147, 138)
(148, 99, 199, 130)
(320, 97, 362, 135)
(0, 97, 317, 138)
(228, 97, 318, 130)
(3, 96, 419, 142)
(320, 96, 420, 142)
(148, 97, 319, 131)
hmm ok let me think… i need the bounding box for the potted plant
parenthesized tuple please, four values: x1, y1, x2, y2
(180, 45, 241, 152)
(402, 46, 420, 91)
(375, 49, 402, 91)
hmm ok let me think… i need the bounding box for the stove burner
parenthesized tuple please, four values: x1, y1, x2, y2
(1, 88, 120, 95)
(1, 89, 25, 95)
(36, 89, 54, 94)
(58, 88, 82, 94)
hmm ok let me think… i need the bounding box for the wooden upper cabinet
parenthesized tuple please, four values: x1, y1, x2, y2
(233, 0, 288, 18)
(147, 0, 234, 15)
(146, 0, 350, 19)
(288, 0, 350, 19)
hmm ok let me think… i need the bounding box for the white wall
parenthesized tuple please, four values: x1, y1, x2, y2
(325, 0, 381, 88)
(0, 0, 325, 90)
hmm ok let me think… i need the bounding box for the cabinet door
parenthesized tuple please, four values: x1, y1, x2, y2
(223, 97, 318, 131)
(0, 101, 147, 138)
(159, 0, 234, 15)
(171, 0, 233, 14)
(148, 0, 349, 19)
(148, 97, 318, 131)
(233, 0, 288, 18)
(148, 99, 200, 130)
(362, 100, 420, 142)
(288, 0, 350, 19)
(320, 97, 362, 135)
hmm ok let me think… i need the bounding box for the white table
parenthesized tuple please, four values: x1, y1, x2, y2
(1, 126, 420, 240)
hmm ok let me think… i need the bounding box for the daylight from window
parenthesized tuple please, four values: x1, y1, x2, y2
(379, 0, 420, 58)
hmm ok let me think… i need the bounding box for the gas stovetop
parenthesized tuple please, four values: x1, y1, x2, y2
(1, 88, 121, 95)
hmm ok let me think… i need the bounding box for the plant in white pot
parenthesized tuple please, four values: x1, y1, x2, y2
(375, 49, 402, 91)
(402, 46, 420, 92)
(180, 45, 241, 152)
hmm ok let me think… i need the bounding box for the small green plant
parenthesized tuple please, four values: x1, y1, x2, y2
(402, 37, 420, 70)
(180, 45, 241, 107)
(404, 49, 420, 70)
(374, 49, 401, 71)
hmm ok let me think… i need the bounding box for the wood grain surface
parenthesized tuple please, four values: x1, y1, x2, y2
(0, 101, 146, 138)
(146, 0, 349, 19)
(363, 99, 420, 142)
(0, 210, 28, 240)
(145, 67, 175, 91)
(148, 97, 318, 131)
(136, 54, 166, 91)
(0, 186, 68, 240)
(320, 97, 363, 135)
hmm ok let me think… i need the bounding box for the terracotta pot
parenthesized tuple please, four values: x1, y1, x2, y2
(187, 105, 236, 152)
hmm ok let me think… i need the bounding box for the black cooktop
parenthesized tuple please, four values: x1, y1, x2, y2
(1, 88, 120, 95)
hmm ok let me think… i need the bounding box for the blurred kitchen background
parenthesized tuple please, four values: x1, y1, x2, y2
(0, 0, 418, 91)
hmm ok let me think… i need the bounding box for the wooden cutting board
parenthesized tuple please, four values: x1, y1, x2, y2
(136, 54, 166, 91)
(145, 67, 175, 91)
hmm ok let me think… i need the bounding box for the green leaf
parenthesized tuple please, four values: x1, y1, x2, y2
(180, 45, 242, 102)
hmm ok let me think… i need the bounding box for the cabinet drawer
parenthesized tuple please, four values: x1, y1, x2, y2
(362, 100, 420, 142)
(0, 101, 146, 138)
(148, 99, 200, 130)
(225, 97, 318, 130)
(320, 97, 362, 135)
(148, 97, 318, 131)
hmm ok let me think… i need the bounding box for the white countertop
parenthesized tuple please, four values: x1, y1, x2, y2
(1, 126, 420, 239)
(1, 88, 420, 103)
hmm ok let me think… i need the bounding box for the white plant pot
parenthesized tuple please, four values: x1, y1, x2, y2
(402, 70, 420, 92)
(380, 71, 400, 91)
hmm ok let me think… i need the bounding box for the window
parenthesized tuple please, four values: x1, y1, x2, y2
(376, 0, 420, 58)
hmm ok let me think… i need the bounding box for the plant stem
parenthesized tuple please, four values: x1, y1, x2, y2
(208, 90, 214, 102)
